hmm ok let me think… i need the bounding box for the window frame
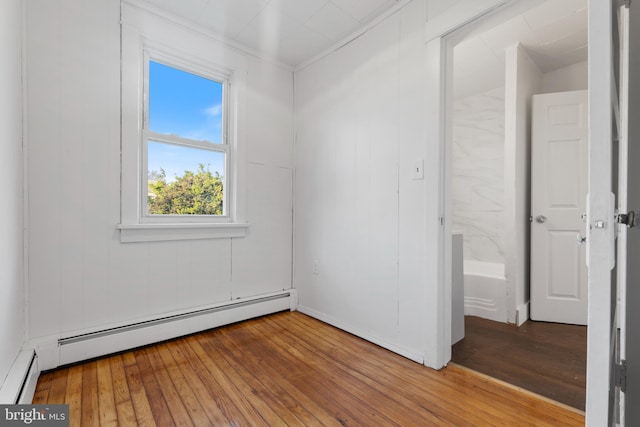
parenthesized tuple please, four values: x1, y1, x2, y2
(141, 51, 231, 223)
(119, 9, 249, 243)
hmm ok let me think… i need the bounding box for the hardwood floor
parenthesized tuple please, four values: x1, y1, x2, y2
(33, 311, 584, 426)
(452, 316, 587, 411)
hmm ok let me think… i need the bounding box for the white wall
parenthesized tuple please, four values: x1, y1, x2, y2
(25, 0, 293, 362)
(543, 61, 588, 93)
(504, 44, 542, 325)
(294, 0, 434, 363)
(451, 87, 505, 263)
(0, 0, 25, 390)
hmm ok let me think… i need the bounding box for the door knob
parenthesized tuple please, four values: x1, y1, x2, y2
(535, 215, 547, 224)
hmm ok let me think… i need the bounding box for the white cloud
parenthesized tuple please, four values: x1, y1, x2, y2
(204, 103, 223, 117)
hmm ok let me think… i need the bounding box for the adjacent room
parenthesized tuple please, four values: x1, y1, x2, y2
(447, 0, 589, 410)
(0, 0, 630, 424)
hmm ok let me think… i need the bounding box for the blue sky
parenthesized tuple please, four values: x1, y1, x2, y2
(148, 60, 225, 182)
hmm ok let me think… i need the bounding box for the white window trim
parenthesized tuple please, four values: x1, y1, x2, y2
(116, 222, 247, 243)
(119, 5, 248, 242)
(142, 50, 231, 222)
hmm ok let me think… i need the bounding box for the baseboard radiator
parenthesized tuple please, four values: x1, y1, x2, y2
(0, 350, 39, 404)
(56, 292, 292, 367)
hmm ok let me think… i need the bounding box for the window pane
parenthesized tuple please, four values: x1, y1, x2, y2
(149, 61, 223, 144)
(147, 141, 225, 215)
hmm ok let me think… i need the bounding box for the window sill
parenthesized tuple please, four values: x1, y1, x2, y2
(117, 222, 249, 243)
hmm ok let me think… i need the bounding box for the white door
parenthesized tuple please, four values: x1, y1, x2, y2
(530, 90, 588, 325)
(613, 2, 629, 423)
(586, 0, 630, 425)
(618, 0, 640, 424)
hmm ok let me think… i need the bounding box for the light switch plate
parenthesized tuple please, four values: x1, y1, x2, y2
(412, 159, 424, 180)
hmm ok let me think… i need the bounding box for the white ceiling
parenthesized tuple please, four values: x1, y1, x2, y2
(136, 0, 403, 67)
(454, 0, 588, 99)
(135, 0, 587, 85)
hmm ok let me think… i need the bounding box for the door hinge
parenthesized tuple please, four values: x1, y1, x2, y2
(615, 360, 627, 392)
(617, 210, 639, 228)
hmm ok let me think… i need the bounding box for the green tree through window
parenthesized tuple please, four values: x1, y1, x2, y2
(148, 164, 223, 215)
(145, 59, 228, 218)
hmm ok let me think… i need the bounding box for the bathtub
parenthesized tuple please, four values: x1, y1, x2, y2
(463, 260, 508, 323)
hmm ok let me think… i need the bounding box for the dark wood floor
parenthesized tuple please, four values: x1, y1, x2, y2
(33, 311, 584, 426)
(452, 315, 587, 411)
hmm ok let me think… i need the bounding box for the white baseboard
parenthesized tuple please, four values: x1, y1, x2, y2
(516, 302, 530, 326)
(27, 291, 295, 371)
(295, 305, 425, 366)
(464, 296, 508, 323)
(0, 350, 39, 404)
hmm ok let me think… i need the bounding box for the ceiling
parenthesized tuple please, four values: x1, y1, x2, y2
(136, 0, 403, 67)
(135, 0, 587, 86)
(454, 0, 588, 99)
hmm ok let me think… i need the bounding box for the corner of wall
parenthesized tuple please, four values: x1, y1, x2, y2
(0, 0, 27, 397)
(504, 43, 543, 323)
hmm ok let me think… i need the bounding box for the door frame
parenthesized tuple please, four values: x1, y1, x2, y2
(585, 1, 616, 425)
(426, 0, 614, 422)
(426, 0, 545, 369)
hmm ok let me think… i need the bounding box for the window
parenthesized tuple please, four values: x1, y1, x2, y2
(144, 57, 229, 220)
(119, 12, 249, 242)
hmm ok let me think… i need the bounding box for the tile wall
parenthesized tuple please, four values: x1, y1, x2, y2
(452, 86, 505, 264)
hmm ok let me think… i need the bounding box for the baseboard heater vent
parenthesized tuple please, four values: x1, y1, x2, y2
(55, 292, 291, 366)
(0, 350, 39, 404)
(16, 352, 37, 403)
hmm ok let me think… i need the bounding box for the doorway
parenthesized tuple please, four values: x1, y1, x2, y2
(446, 0, 589, 410)
(452, 316, 587, 409)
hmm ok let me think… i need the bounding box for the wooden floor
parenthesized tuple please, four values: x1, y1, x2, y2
(33, 311, 584, 426)
(452, 316, 587, 411)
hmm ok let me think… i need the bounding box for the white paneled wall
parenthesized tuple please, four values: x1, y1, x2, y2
(542, 61, 588, 94)
(233, 56, 294, 298)
(18, 0, 487, 371)
(451, 87, 506, 264)
(0, 0, 25, 392)
(25, 0, 293, 361)
(294, 0, 433, 364)
(504, 44, 542, 325)
(232, 162, 293, 298)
